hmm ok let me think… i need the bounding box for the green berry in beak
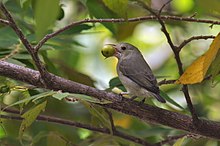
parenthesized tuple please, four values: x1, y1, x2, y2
(101, 45, 116, 58)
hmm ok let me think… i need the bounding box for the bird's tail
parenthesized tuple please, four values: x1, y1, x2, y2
(153, 93, 166, 103)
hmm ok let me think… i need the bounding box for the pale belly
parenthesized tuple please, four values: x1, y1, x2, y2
(117, 70, 153, 98)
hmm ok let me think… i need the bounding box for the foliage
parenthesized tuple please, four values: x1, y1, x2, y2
(0, 0, 220, 146)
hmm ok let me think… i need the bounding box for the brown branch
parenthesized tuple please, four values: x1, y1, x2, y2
(139, 2, 200, 125)
(1, 105, 155, 146)
(0, 3, 50, 87)
(32, 16, 220, 51)
(158, 79, 176, 86)
(178, 35, 215, 52)
(0, 61, 220, 139)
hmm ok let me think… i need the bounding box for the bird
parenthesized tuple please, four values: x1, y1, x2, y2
(108, 42, 166, 103)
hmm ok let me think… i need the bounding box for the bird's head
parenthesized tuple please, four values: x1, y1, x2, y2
(104, 43, 140, 59)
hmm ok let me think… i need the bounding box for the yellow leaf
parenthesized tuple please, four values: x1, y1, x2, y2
(173, 136, 186, 146)
(176, 33, 220, 84)
(114, 115, 132, 128)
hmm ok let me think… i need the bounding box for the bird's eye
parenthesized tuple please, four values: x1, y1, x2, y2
(121, 46, 126, 50)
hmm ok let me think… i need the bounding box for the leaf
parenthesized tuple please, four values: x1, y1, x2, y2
(47, 132, 67, 146)
(19, 100, 47, 138)
(34, 0, 60, 40)
(20, 0, 31, 8)
(109, 77, 126, 92)
(210, 47, 220, 81)
(52, 92, 70, 100)
(86, 0, 116, 35)
(160, 90, 184, 110)
(173, 136, 186, 146)
(102, 0, 128, 17)
(81, 101, 111, 129)
(0, 27, 20, 48)
(4, 91, 55, 109)
(176, 33, 220, 84)
(60, 24, 93, 35)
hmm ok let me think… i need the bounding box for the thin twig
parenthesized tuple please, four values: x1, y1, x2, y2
(32, 16, 220, 51)
(158, 0, 173, 15)
(139, 2, 199, 125)
(158, 79, 176, 86)
(178, 35, 215, 52)
(1, 106, 155, 146)
(0, 18, 9, 25)
(0, 44, 21, 61)
(0, 3, 52, 88)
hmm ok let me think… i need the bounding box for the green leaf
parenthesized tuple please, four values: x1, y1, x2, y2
(4, 91, 55, 109)
(20, 0, 31, 8)
(210, 49, 220, 82)
(81, 101, 111, 129)
(19, 100, 47, 138)
(109, 77, 126, 91)
(12, 53, 32, 60)
(160, 90, 184, 110)
(52, 92, 70, 100)
(6, 58, 27, 66)
(173, 136, 186, 146)
(102, 0, 128, 17)
(0, 27, 20, 48)
(86, 0, 116, 35)
(34, 0, 60, 40)
(60, 24, 93, 35)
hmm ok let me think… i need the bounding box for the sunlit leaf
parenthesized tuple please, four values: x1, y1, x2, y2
(34, 0, 60, 40)
(173, 136, 186, 146)
(20, 0, 31, 8)
(102, 0, 128, 17)
(19, 100, 47, 138)
(86, 0, 116, 35)
(114, 115, 132, 128)
(172, 0, 194, 13)
(176, 33, 220, 84)
(210, 48, 220, 81)
(52, 92, 70, 100)
(5, 91, 55, 109)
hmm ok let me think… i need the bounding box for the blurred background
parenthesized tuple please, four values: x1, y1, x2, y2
(0, 0, 220, 145)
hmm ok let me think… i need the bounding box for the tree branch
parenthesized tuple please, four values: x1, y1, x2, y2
(0, 3, 50, 88)
(31, 16, 220, 51)
(139, 2, 200, 125)
(0, 105, 156, 146)
(178, 35, 215, 52)
(0, 60, 220, 139)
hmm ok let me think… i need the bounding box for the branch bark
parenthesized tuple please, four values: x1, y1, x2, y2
(1, 60, 220, 140)
(1, 106, 154, 146)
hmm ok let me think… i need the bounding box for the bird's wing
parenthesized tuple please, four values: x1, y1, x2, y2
(119, 54, 159, 94)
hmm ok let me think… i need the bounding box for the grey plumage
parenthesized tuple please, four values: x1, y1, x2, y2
(113, 43, 166, 103)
